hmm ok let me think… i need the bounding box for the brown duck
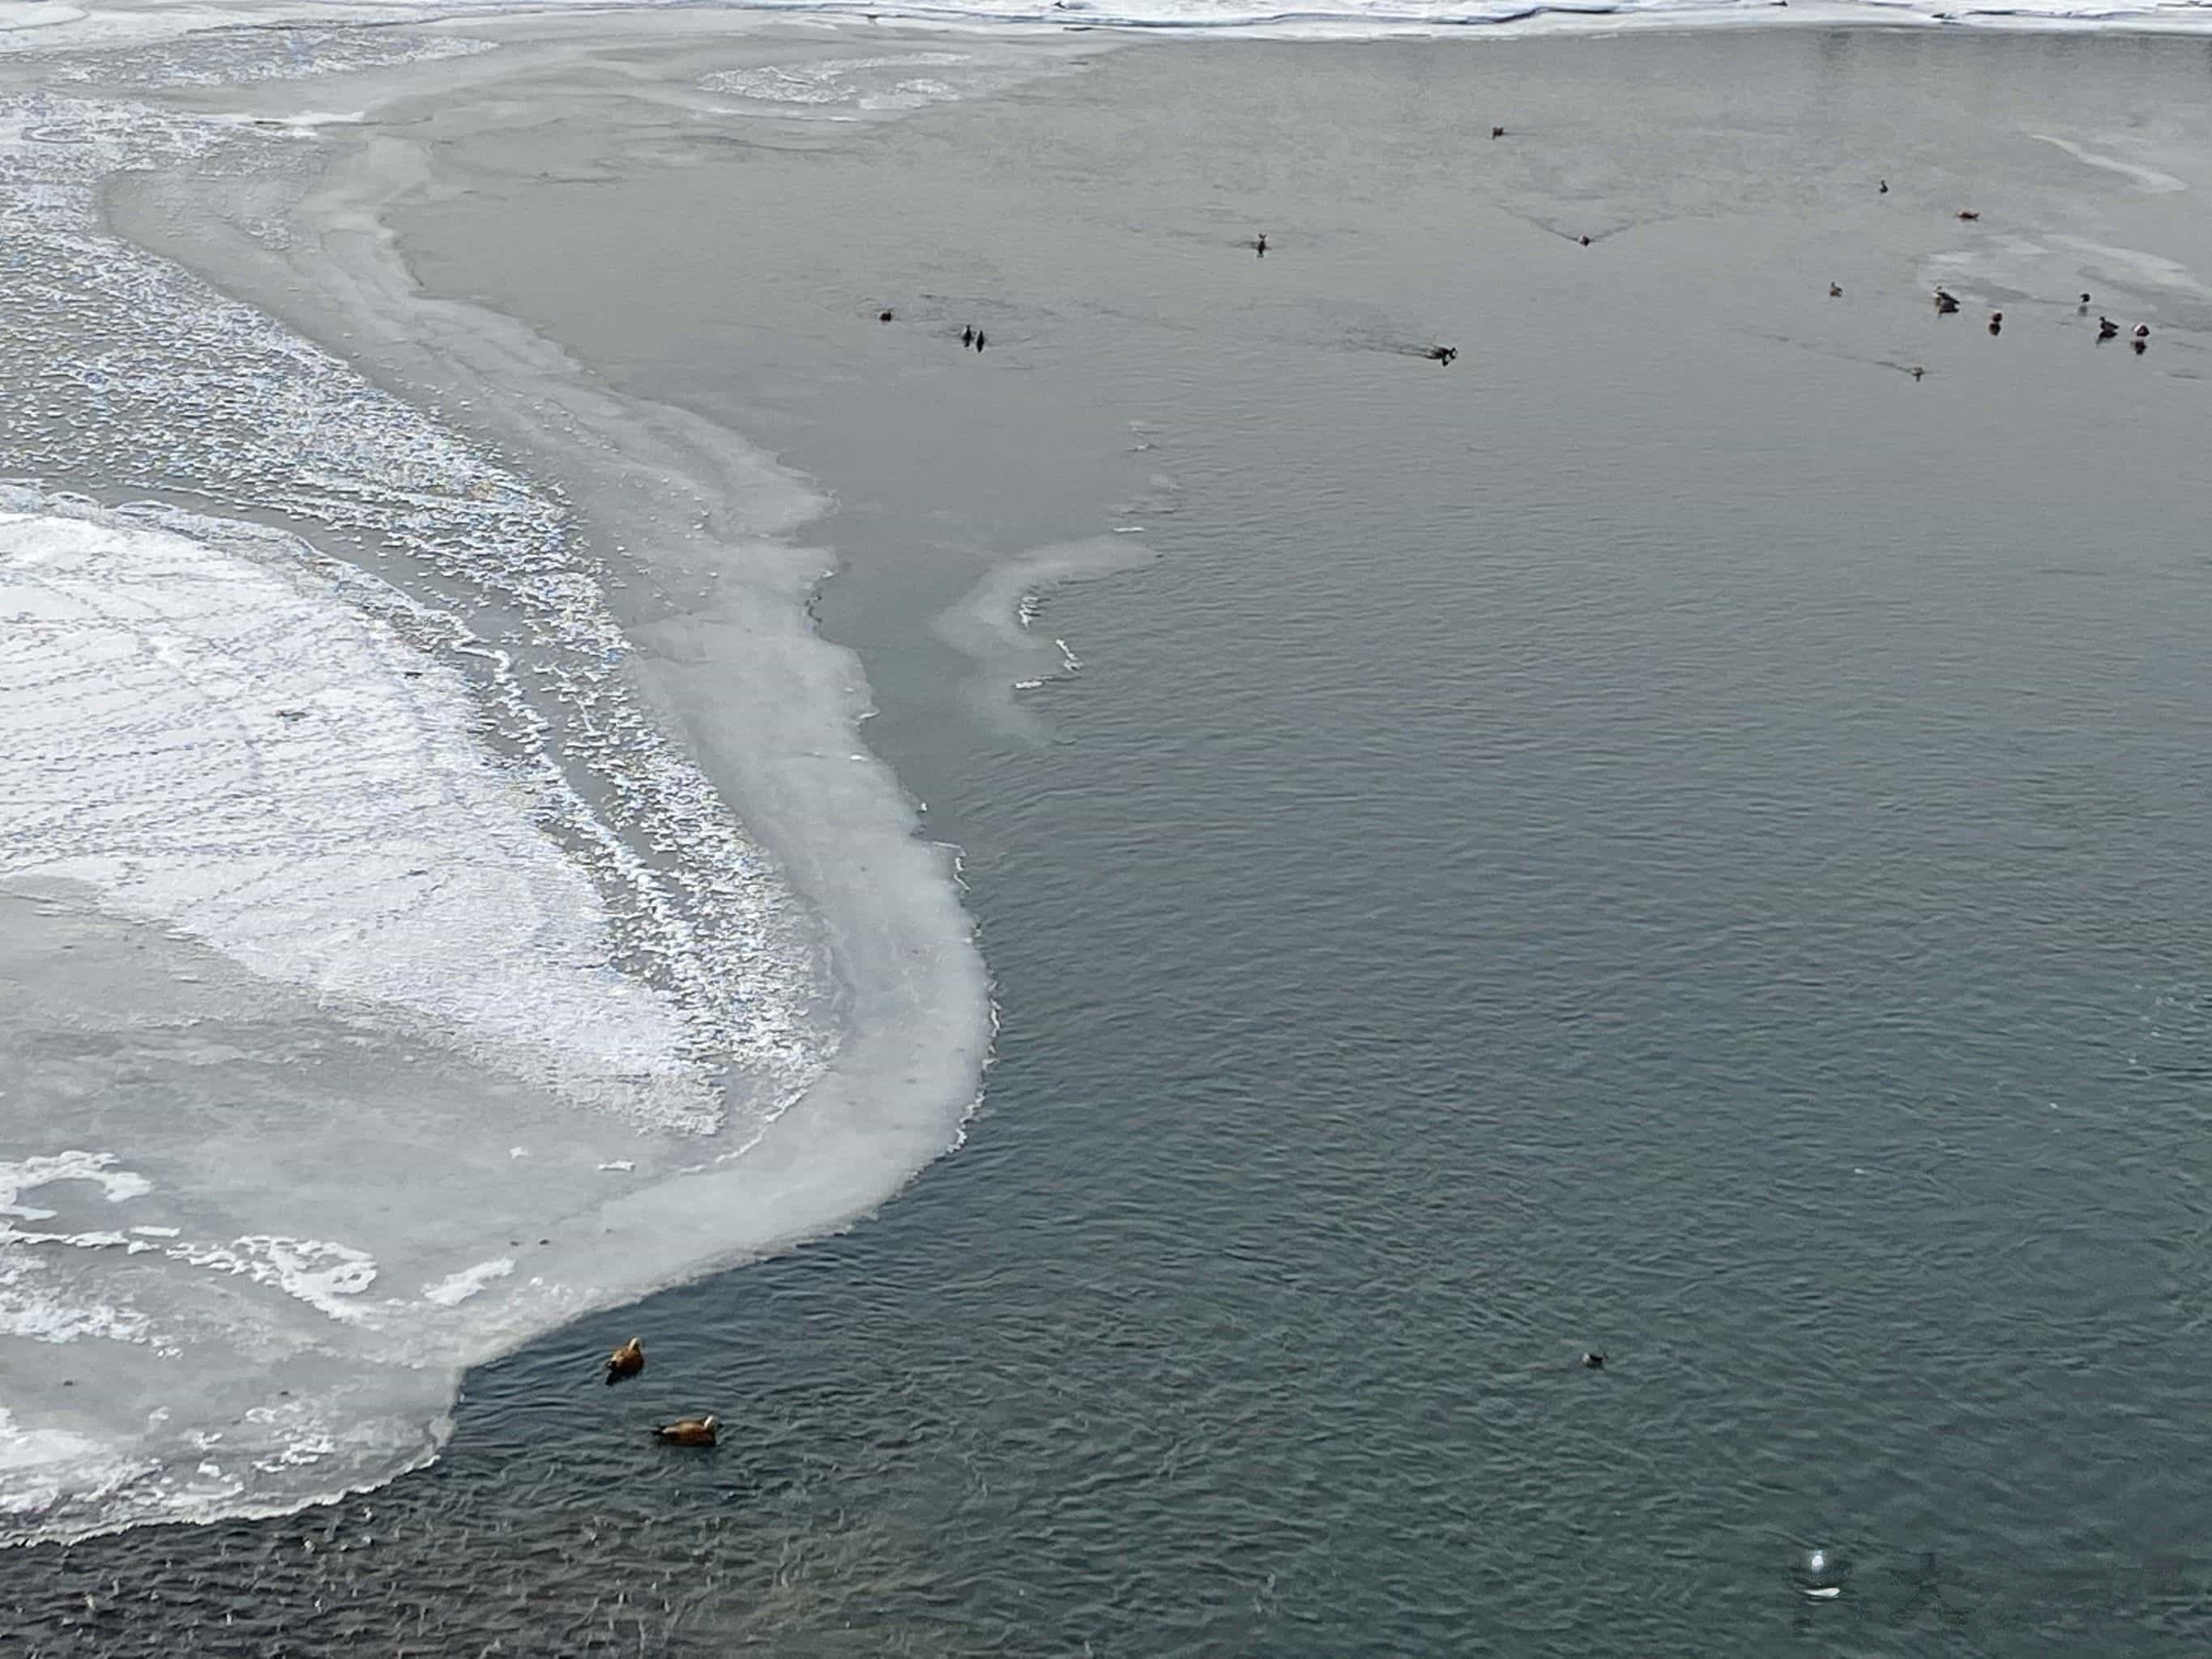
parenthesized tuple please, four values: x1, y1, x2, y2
(604, 1337, 644, 1386)
(652, 1415, 720, 1447)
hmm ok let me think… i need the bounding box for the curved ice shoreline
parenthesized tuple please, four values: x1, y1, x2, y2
(0, 34, 990, 1542)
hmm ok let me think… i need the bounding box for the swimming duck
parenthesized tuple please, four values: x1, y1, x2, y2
(1955, 209, 1980, 221)
(1933, 288, 1959, 314)
(652, 1416, 720, 1447)
(1581, 1352, 1606, 1369)
(1491, 125, 1505, 139)
(878, 309, 895, 322)
(2134, 323, 2150, 339)
(1828, 283, 1843, 298)
(2097, 316, 2119, 339)
(1988, 310, 2003, 334)
(604, 1337, 644, 1386)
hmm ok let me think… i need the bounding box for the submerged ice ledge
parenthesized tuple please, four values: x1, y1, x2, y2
(935, 535, 1164, 743)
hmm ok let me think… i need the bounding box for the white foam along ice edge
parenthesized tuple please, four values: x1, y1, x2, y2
(0, 1409, 148, 1521)
(0, 497, 716, 1128)
(421, 1257, 516, 1306)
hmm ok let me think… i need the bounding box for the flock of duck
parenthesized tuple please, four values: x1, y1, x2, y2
(1926, 275, 2149, 356)
(1253, 171, 2158, 372)
(876, 306, 986, 352)
(602, 1336, 720, 1448)
(1835, 191, 2154, 367)
(868, 164, 2158, 379)
(1844, 189, 2150, 362)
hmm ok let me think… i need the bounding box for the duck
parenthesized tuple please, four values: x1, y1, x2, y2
(2098, 316, 2119, 339)
(1491, 125, 1505, 139)
(1933, 287, 1959, 314)
(1955, 209, 1980, 221)
(878, 309, 895, 322)
(1581, 1352, 1606, 1369)
(1828, 283, 1843, 298)
(652, 1415, 720, 1447)
(1988, 310, 2003, 334)
(2134, 323, 2150, 339)
(604, 1337, 644, 1386)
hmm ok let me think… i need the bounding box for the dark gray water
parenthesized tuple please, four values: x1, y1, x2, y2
(15, 27, 2212, 1656)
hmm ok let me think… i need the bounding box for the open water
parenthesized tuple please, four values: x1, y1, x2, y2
(6, 18, 2212, 1657)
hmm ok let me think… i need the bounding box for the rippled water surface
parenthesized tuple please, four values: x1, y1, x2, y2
(11, 25, 2212, 1656)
